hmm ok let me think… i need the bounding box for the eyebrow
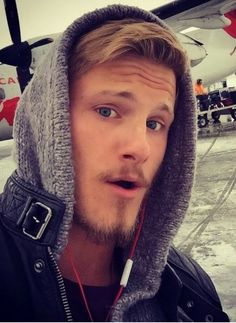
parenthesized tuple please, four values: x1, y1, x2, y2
(98, 90, 135, 100)
(96, 90, 174, 115)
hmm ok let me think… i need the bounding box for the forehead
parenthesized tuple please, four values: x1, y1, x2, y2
(70, 56, 176, 101)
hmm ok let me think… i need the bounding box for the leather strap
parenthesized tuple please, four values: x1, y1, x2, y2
(0, 171, 65, 246)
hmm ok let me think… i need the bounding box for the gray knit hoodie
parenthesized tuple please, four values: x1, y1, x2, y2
(12, 4, 196, 321)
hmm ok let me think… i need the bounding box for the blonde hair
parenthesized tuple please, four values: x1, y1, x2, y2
(68, 19, 188, 81)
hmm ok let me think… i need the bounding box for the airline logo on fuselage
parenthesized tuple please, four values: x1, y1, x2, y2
(0, 97, 20, 126)
(0, 77, 18, 85)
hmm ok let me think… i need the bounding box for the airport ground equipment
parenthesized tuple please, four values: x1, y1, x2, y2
(197, 87, 236, 128)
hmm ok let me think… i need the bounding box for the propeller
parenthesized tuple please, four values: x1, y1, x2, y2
(4, 0, 21, 44)
(0, 0, 53, 92)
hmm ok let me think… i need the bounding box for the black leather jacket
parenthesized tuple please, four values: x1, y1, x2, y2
(0, 173, 229, 322)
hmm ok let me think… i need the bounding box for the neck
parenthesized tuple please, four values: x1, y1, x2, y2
(58, 225, 118, 286)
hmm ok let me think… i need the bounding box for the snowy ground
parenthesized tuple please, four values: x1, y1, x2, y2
(175, 121, 236, 321)
(0, 119, 236, 320)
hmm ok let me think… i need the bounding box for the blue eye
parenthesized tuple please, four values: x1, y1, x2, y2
(97, 107, 117, 118)
(146, 120, 162, 131)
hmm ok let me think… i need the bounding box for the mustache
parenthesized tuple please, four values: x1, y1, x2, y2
(97, 165, 150, 188)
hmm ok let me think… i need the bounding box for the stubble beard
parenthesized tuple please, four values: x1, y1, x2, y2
(73, 197, 141, 248)
(73, 164, 153, 247)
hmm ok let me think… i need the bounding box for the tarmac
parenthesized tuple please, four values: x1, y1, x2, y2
(0, 117, 236, 320)
(174, 118, 236, 321)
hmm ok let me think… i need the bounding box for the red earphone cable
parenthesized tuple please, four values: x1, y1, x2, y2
(128, 204, 145, 259)
(67, 204, 146, 322)
(105, 204, 146, 321)
(67, 246, 94, 322)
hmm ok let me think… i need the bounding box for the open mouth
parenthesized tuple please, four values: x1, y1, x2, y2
(111, 180, 137, 190)
(107, 178, 144, 198)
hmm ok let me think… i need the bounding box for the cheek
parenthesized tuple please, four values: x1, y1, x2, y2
(71, 118, 91, 175)
(149, 136, 168, 176)
(71, 111, 95, 153)
(71, 122, 109, 179)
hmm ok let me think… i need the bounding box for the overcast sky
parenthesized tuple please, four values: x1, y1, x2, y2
(1, 0, 172, 47)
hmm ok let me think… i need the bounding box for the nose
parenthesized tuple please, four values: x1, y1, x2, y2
(120, 125, 150, 164)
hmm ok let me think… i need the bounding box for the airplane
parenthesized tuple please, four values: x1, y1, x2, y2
(1, 0, 236, 140)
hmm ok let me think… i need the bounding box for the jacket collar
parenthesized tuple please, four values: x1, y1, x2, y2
(0, 171, 65, 246)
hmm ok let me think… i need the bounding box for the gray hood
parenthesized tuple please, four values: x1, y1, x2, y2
(13, 4, 196, 320)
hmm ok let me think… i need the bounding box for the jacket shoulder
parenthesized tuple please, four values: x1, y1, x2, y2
(168, 246, 221, 305)
(167, 246, 230, 322)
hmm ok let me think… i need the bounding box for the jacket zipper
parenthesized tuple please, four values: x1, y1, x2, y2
(48, 247, 73, 322)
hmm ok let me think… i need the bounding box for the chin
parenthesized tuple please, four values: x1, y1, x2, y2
(75, 210, 138, 247)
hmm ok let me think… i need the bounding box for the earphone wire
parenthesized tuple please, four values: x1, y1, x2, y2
(67, 246, 94, 322)
(105, 204, 146, 321)
(67, 204, 146, 322)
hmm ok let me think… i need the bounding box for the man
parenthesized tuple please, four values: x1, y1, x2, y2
(194, 79, 209, 123)
(0, 5, 229, 322)
(194, 78, 208, 96)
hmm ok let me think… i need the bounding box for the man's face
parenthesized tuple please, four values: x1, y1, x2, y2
(70, 56, 176, 244)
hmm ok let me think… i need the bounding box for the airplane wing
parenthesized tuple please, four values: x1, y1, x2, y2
(153, 0, 236, 85)
(153, 0, 236, 32)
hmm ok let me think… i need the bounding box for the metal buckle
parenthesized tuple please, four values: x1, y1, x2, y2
(22, 202, 52, 240)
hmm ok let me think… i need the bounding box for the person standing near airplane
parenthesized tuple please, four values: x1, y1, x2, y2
(194, 78, 208, 96)
(0, 4, 229, 322)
